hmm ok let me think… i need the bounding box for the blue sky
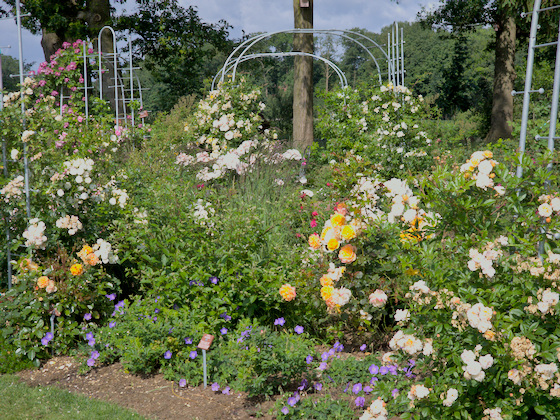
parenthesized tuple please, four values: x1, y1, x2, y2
(0, 0, 435, 67)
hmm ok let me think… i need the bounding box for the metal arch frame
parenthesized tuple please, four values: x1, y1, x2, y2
(217, 29, 394, 88)
(211, 52, 348, 91)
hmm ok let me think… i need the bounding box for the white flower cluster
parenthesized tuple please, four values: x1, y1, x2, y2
(461, 347, 494, 382)
(109, 187, 129, 208)
(389, 330, 433, 356)
(359, 398, 388, 420)
(133, 208, 148, 225)
(466, 302, 494, 333)
(407, 384, 430, 401)
(22, 218, 47, 248)
(441, 388, 459, 407)
(1, 176, 25, 202)
(483, 407, 503, 420)
(467, 245, 502, 279)
(55, 215, 83, 235)
(460, 150, 504, 194)
(192, 199, 215, 228)
(65, 157, 94, 178)
(21, 130, 36, 142)
(537, 194, 560, 218)
(535, 288, 560, 314)
(93, 238, 118, 264)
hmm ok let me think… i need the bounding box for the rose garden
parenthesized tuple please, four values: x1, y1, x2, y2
(2, 20, 560, 419)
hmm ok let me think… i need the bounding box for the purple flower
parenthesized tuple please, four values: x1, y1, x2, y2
(314, 382, 322, 391)
(364, 385, 372, 394)
(379, 366, 389, 375)
(392, 388, 400, 398)
(343, 383, 350, 393)
(352, 383, 362, 394)
(91, 350, 100, 359)
(298, 379, 308, 390)
(294, 325, 304, 334)
(190, 350, 197, 359)
(287, 396, 298, 407)
(106, 293, 116, 301)
(321, 352, 330, 361)
(85, 332, 94, 341)
(154, 308, 160, 314)
(164, 351, 172, 359)
(318, 362, 328, 371)
(41, 332, 53, 346)
(211, 382, 220, 391)
(370, 377, 379, 385)
(360, 344, 367, 351)
(369, 364, 379, 375)
(179, 379, 187, 388)
(388, 365, 398, 375)
(333, 341, 344, 352)
(281, 406, 289, 415)
(355, 396, 365, 407)
(185, 337, 192, 345)
(87, 358, 95, 367)
(220, 313, 232, 321)
(109, 322, 116, 328)
(305, 355, 313, 364)
(222, 386, 230, 395)
(88, 338, 96, 347)
(220, 328, 228, 335)
(274, 317, 285, 326)
(84, 313, 92, 321)
(209, 276, 219, 284)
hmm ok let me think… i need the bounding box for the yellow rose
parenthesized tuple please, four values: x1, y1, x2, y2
(327, 238, 340, 251)
(330, 213, 345, 227)
(70, 263, 84, 276)
(338, 244, 357, 264)
(321, 285, 334, 301)
(341, 225, 356, 241)
(320, 275, 334, 287)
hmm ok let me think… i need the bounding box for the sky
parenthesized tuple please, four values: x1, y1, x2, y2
(0, 0, 435, 69)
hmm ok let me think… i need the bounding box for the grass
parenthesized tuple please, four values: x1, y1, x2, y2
(0, 374, 148, 420)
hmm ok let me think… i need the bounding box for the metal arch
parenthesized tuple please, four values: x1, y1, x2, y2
(97, 26, 124, 129)
(218, 29, 393, 87)
(227, 29, 385, 86)
(211, 52, 348, 91)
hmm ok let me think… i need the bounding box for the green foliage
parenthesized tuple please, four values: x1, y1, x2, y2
(275, 395, 358, 419)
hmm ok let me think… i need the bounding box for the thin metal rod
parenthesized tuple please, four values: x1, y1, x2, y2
(401, 27, 405, 86)
(545, 12, 560, 170)
(534, 41, 559, 48)
(517, 0, 542, 178)
(83, 41, 89, 123)
(128, 34, 135, 127)
(395, 23, 400, 86)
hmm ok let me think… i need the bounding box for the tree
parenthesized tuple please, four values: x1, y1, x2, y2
(293, 0, 313, 151)
(420, 0, 557, 142)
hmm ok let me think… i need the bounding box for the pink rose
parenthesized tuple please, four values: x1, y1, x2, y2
(369, 289, 388, 308)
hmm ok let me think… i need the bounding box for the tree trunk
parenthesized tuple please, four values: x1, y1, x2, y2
(41, 29, 63, 61)
(293, 0, 314, 151)
(485, 13, 516, 142)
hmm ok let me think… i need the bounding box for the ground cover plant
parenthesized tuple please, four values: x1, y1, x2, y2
(3, 53, 560, 419)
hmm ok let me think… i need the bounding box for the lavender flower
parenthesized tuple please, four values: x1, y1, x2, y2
(209, 276, 219, 284)
(164, 351, 172, 359)
(84, 313, 92, 321)
(41, 332, 53, 346)
(369, 364, 379, 375)
(294, 325, 304, 334)
(379, 366, 389, 375)
(185, 337, 193, 345)
(109, 322, 116, 328)
(190, 350, 197, 359)
(305, 355, 313, 364)
(318, 362, 328, 371)
(106, 293, 116, 301)
(281, 406, 289, 415)
(222, 386, 230, 395)
(211, 382, 220, 391)
(314, 382, 322, 391)
(274, 317, 285, 326)
(360, 344, 367, 351)
(352, 383, 362, 394)
(355, 396, 365, 407)
(220, 328, 228, 335)
(179, 379, 187, 388)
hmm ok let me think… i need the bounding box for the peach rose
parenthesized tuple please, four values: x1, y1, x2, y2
(308, 233, 321, 250)
(37, 276, 49, 288)
(320, 275, 334, 287)
(279, 284, 296, 302)
(369, 289, 388, 307)
(338, 244, 357, 263)
(46, 280, 57, 294)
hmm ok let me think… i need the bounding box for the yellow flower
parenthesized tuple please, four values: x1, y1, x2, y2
(78, 245, 93, 262)
(308, 234, 321, 250)
(327, 238, 340, 251)
(483, 150, 493, 158)
(70, 263, 84, 276)
(279, 284, 296, 302)
(321, 285, 334, 301)
(37, 276, 49, 288)
(338, 244, 357, 264)
(341, 225, 356, 241)
(320, 275, 334, 287)
(330, 213, 345, 227)
(85, 253, 100, 266)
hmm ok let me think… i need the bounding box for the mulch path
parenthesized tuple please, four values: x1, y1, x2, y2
(16, 357, 275, 420)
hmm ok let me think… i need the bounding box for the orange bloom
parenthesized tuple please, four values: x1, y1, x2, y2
(320, 275, 334, 287)
(321, 285, 334, 301)
(335, 202, 348, 216)
(77, 245, 93, 261)
(330, 213, 346, 227)
(70, 263, 84, 276)
(279, 284, 296, 302)
(327, 238, 340, 251)
(308, 233, 321, 250)
(341, 225, 356, 241)
(339, 244, 357, 264)
(85, 253, 100, 266)
(37, 276, 49, 288)
(20, 258, 39, 272)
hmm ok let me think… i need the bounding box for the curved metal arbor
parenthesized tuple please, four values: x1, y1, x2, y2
(215, 29, 394, 88)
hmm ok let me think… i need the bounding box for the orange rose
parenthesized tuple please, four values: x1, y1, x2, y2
(279, 284, 296, 302)
(339, 244, 357, 264)
(85, 253, 100, 266)
(37, 276, 49, 288)
(70, 263, 84, 276)
(320, 275, 334, 287)
(308, 233, 321, 250)
(321, 285, 334, 301)
(335, 202, 348, 216)
(330, 213, 345, 227)
(77, 245, 93, 261)
(341, 225, 356, 241)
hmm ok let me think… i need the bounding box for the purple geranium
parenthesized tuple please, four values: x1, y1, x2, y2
(222, 386, 230, 395)
(84, 313, 92, 321)
(106, 293, 116, 301)
(318, 362, 328, 371)
(281, 406, 289, 415)
(211, 382, 220, 391)
(179, 379, 187, 388)
(314, 382, 322, 391)
(185, 337, 193, 345)
(87, 358, 95, 367)
(369, 364, 379, 375)
(305, 355, 313, 364)
(164, 351, 172, 359)
(220, 328, 228, 335)
(109, 322, 116, 328)
(274, 317, 285, 326)
(41, 332, 53, 346)
(190, 350, 197, 359)
(355, 396, 365, 407)
(294, 325, 304, 334)
(352, 383, 362, 394)
(360, 344, 367, 351)
(209, 276, 219, 284)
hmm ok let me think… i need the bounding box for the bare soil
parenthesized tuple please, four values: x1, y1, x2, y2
(16, 357, 275, 420)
